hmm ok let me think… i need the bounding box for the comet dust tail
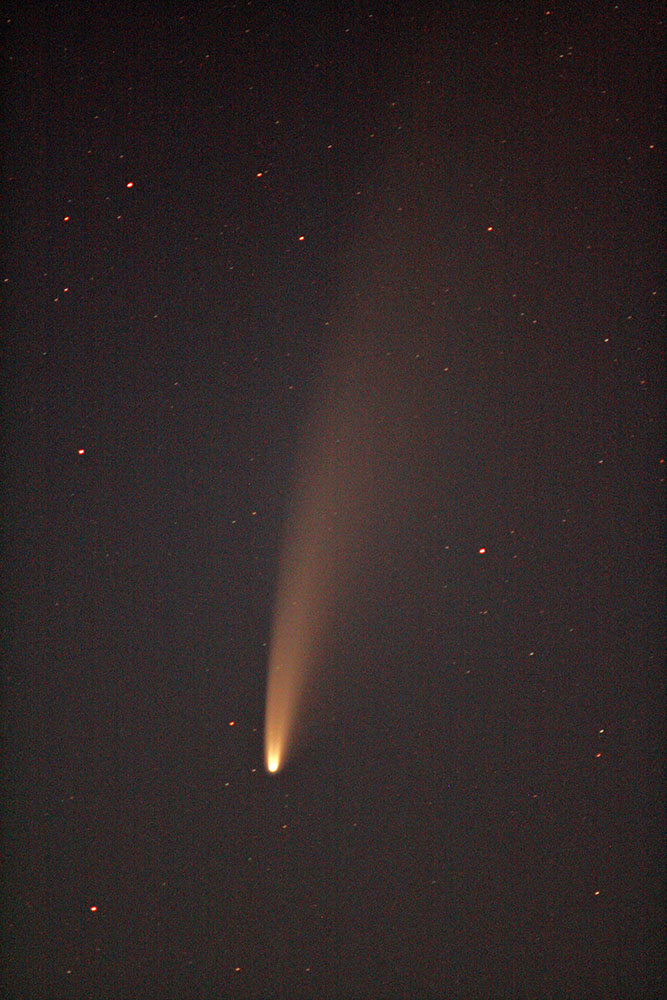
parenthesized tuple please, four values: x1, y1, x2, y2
(263, 404, 361, 773)
(263, 324, 376, 774)
(264, 160, 437, 773)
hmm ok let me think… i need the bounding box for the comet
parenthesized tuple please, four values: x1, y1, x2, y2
(263, 302, 379, 774)
(263, 371, 365, 774)
(263, 178, 436, 774)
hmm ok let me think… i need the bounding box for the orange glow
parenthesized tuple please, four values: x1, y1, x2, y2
(265, 190, 450, 773)
(126, 181, 134, 188)
(90, 905, 98, 912)
(478, 547, 486, 554)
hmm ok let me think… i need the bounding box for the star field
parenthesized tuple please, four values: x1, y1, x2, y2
(1, 3, 664, 999)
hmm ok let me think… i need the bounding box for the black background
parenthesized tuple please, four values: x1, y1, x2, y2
(2, 3, 664, 998)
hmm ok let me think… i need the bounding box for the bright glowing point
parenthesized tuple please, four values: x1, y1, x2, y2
(266, 736, 282, 773)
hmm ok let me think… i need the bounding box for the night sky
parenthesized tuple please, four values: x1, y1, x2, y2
(1, 3, 664, 998)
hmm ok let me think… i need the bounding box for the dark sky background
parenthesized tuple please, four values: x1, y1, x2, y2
(1, 3, 664, 998)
